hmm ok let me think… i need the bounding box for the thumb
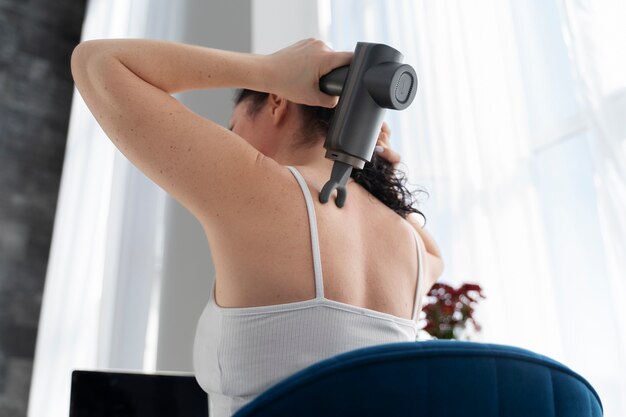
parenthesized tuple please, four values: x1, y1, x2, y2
(317, 93, 339, 108)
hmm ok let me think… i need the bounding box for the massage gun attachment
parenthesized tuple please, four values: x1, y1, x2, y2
(318, 42, 418, 208)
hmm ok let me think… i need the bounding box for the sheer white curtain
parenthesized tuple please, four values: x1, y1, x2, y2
(558, 0, 626, 412)
(321, 0, 625, 415)
(560, 0, 626, 366)
(28, 1, 183, 416)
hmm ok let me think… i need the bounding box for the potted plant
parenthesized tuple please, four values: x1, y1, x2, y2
(419, 283, 486, 340)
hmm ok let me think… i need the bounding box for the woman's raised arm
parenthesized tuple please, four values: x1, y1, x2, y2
(71, 39, 268, 95)
(70, 38, 349, 230)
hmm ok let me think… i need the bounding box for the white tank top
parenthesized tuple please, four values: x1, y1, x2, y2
(193, 165, 425, 417)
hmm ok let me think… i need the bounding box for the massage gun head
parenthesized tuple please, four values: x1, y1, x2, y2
(318, 42, 418, 208)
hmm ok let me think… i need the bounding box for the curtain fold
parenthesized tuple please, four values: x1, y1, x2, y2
(558, 1, 626, 413)
(28, 1, 181, 416)
(323, 0, 625, 415)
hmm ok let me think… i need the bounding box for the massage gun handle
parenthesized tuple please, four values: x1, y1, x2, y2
(320, 66, 349, 96)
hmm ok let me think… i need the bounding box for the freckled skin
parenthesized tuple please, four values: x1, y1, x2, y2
(70, 38, 443, 317)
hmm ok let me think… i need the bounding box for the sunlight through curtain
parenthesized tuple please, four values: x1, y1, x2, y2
(321, 1, 626, 415)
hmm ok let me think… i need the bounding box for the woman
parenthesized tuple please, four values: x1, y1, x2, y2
(71, 38, 444, 415)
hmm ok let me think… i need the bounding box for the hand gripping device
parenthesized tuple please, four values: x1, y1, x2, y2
(318, 42, 417, 207)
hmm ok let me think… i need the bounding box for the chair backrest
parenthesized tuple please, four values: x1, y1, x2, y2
(234, 340, 603, 417)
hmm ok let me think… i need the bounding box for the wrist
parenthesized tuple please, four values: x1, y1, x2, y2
(254, 53, 274, 94)
(231, 52, 276, 95)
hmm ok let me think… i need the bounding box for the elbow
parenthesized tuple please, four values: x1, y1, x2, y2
(71, 41, 97, 73)
(70, 40, 110, 77)
(70, 41, 92, 82)
(71, 40, 120, 93)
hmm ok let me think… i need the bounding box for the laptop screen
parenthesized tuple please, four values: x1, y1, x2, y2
(69, 370, 208, 417)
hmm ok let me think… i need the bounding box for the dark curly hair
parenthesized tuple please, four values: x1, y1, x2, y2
(233, 89, 427, 223)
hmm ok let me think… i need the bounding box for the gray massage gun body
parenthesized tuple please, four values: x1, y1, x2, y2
(319, 42, 417, 207)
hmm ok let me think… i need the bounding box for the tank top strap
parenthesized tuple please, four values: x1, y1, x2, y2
(409, 225, 425, 321)
(286, 166, 325, 299)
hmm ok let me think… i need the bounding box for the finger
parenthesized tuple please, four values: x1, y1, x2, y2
(375, 142, 401, 163)
(387, 148, 401, 165)
(377, 130, 391, 146)
(377, 131, 390, 144)
(322, 51, 353, 76)
(377, 122, 391, 142)
(318, 51, 351, 108)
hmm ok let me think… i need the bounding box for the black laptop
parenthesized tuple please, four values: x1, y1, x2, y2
(69, 370, 208, 417)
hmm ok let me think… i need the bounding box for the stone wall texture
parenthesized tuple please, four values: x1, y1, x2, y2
(0, 0, 86, 415)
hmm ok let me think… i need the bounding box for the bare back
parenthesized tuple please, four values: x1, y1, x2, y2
(70, 38, 432, 323)
(201, 163, 425, 322)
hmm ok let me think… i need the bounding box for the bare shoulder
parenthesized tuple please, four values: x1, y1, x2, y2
(199, 158, 306, 254)
(71, 45, 291, 235)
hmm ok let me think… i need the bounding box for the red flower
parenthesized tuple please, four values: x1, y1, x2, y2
(420, 282, 486, 340)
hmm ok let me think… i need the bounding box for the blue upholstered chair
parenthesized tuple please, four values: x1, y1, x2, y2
(234, 340, 603, 417)
(70, 340, 603, 416)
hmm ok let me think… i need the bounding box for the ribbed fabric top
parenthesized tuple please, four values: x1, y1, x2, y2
(193, 165, 425, 417)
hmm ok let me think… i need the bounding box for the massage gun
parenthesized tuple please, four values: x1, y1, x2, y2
(318, 42, 417, 207)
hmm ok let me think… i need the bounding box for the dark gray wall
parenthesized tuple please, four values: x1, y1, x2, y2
(0, 0, 86, 415)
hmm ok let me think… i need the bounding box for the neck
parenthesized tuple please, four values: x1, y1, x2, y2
(271, 140, 335, 174)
